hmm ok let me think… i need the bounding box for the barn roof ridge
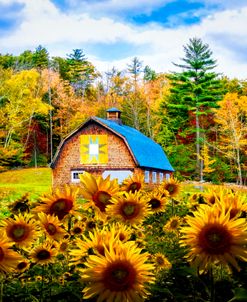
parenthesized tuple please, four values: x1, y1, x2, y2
(50, 116, 174, 172)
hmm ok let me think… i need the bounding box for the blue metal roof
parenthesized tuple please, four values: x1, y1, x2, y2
(95, 117, 174, 172)
(106, 107, 121, 112)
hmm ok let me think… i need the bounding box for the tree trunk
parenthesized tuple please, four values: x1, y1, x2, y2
(195, 107, 202, 180)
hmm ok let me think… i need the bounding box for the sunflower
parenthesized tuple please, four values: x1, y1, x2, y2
(71, 227, 116, 263)
(15, 259, 30, 273)
(71, 222, 85, 236)
(180, 205, 247, 272)
(1, 213, 39, 248)
(160, 177, 181, 198)
(163, 215, 182, 233)
(203, 186, 223, 206)
(80, 172, 119, 218)
(38, 212, 67, 241)
(111, 222, 133, 243)
(153, 253, 172, 271)
(34, 185, 79, 220)
(0, 236, 23, 273)
(8, 193, 30, 214)
(85, 218, 97, 231)
(106, 192, 151, 226)
(30, 241, 58, 265)
(121, 172, 144, 193)
(147, 191, 168, 213)
(215, 189, 247, 219)
(58, 238, 71, 253)
(82, 241, 155, 302)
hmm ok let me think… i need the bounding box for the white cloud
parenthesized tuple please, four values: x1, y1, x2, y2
(66, 0, 172, 15)
(0, 0, 247, 79)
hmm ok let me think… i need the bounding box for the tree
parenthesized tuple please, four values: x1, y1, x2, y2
(65, 49, 99, 97)
(32, 45, 49, 70)
(121, 57, 145, 130)
(214, 93, 247, 185)
(166, 37, 224, 180)
(0, 69, 51, 168)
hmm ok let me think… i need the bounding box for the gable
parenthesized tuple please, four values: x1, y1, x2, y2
(51, 117, 174, 172)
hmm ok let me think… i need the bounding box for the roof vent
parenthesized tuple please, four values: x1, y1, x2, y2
(106, 107, 122, 125)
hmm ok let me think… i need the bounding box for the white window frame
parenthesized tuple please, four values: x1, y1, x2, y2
(102, 170, 133, 184)
(71, 170, 84, 183)
(152, 171, 157, 183)
(144, 170, 149, 183)
(165, 173, 171, 180)
(159, 172, 164, 183)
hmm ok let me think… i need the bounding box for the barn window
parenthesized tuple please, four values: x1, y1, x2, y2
(102, 170, 132, 184)
(166, 173, 171, 180)
(152, 171, 157, 183)
(71, 170, 84, 183)
(159, 172, 164, 182)
(144, 171, 149, 183)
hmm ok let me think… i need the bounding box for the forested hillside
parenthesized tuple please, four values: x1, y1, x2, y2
(0, 39, 246, 184)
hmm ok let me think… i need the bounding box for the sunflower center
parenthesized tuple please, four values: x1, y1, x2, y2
(0, 247, 4, 261)
(166, 184, 175, 193)
(46, 223, 57, 235)
(156, 256, 165, 265)
(73, 227, 83, 234)
(149, 198, 161, 209)
(119, 233, 126, 241)
(11, 224, 29, 241)
(92, 191, 111, 212)
(170, 219, 179, 228)
(60, 242, 68, 252)
(103, 261, 136, 291)
(87, 221, 96, 229)
(17, 262, 28, 270)
(36, 249, 51, 260)
(209, 196, 216, 204)
(128, 182, 141, 193)
(50, 198, 73, 220)
(121, 202, 138, 219)
(199, 223, 232, 254)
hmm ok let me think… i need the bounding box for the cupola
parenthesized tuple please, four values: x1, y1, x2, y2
(106, 107, 122, 125)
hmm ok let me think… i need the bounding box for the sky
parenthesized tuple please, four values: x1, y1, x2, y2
(0, 0, 247, 79)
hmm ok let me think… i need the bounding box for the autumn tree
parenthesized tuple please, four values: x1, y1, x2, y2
(121, 57, 147, 131)
(0, 69, 51, 169)
(214, 93, 247, 185)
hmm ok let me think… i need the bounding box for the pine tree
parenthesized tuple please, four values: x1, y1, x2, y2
(166, 37, 224, 180)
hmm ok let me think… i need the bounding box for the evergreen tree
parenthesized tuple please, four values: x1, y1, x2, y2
(66, 49, 98, 97)
(32, 45, 49, 70)
(164, 37, 224, 180)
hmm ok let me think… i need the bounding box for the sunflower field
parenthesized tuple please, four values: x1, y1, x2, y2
(0, 171, 247, 302)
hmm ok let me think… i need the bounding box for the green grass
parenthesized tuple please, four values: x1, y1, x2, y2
(0, 167, 52, 206)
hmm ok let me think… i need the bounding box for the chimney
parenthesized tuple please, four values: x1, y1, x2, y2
(106, 108, 122, 125)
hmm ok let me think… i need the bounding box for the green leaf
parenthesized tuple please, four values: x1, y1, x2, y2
(228, 288, 247, 302)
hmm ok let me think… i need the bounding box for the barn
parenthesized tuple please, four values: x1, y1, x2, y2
(50, 108, 174, 187)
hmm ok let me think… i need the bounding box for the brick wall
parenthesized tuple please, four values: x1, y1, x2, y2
(52, 122, 136, 187)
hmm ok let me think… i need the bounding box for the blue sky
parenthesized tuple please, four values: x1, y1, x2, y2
(0, 0, 247, 78)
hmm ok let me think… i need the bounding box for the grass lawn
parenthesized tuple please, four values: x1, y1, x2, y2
(0, 167, 52, 215)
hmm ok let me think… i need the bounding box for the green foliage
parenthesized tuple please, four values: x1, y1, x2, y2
(0, 167, 52, 204)
(32, 45, 49, 69)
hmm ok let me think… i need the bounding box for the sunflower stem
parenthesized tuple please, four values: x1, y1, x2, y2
(0, 274, 3, 302)
(40, 265, 45, 302)
(209, 267, 215, 302)
(171, 198, 175, 215)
